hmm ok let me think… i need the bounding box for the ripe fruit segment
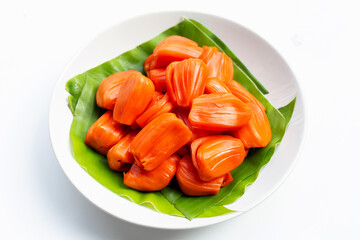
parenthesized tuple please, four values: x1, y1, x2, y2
(166, 59, 208, 107)
(107, 131, 138, 171)
(148, 91, 164, 107)
(205, 77, 231, 94)
(176, 155, 230, 196)
(153, 42, 203, 69)
(136, 93, 175, 128)
(189, 93, 252, 131)
(191, 135, 247, 181)
(153, 35, 198, 53)
(227, 80, 265, 111)
(85, 111, 128, 155)
(113, 72, 155, 125)
(175, 108, 221, 144)
(226, 80, 271, 148)
(124, 154, 180, 191)
(144, 35, 202, 74)
(96, 70, 138, 110)
(130, 113, 192, 171)
(232, 102, 272, 148)
(222, 173, 233, 187)
(199, 46, 234, 84)
(148, 69, 167, 92)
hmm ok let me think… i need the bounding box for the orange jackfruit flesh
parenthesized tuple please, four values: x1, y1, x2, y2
(232, 102, 272, 148)
(205, 77, 231, 94)
(144, 36, 200, 74)
(227, 80, 265, 111)
(113, 72, 155, 125)
(222, 172, 233, 187)
(153, 35, 198, 53)
(136, 93, 175, 128)
(175, 108, 221, 144)
(153, 42, 203, 69)
(96, 70, 138, 110)
(148, 69, 167, 92)
(199, 46, 234, 84)
(130, 113, 192, 171)
(198, 46, 219, 61)
(166, 58, 208, 108)
(107, 131, 138, 171)
(85, 39, 273, 196)
(176, 155, 228, 196)
(85, 111, 129, 155)
(189, 93, 252, 131)
(148, 91, 164, 107)
(191, 135, 246, 181)
(124, 154, 180, 191)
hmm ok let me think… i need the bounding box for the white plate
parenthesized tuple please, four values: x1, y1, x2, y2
(49, 11, 306, 229)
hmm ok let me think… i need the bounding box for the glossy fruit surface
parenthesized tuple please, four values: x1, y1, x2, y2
(96, 70, 138, 110)
(124, 155, 180, 191)
(176, 155, 227, 196)
(191, 135, 246, 181)
(189, 93, 252, 130)
(205, 77, 231, 94)
(232, 102, 272, 148)
(130, 113, 192, 171)
(113, 72, 155, 125)
(227, 80, 265, 111)
(136, 93, 174, 128)
(166, 59, 208, 107)
(199, 46, 233, 84)
(85, 111, 128, 155)
(107, 131, 138, 171)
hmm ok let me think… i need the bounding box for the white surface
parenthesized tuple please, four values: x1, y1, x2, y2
(0, 0, 359, 238)
(49, 11, 305, 229)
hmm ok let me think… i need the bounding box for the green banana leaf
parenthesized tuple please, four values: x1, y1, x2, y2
(66, 18, 296, 220)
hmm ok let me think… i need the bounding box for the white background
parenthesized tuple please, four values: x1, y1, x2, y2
(1, 0, 359, 239)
